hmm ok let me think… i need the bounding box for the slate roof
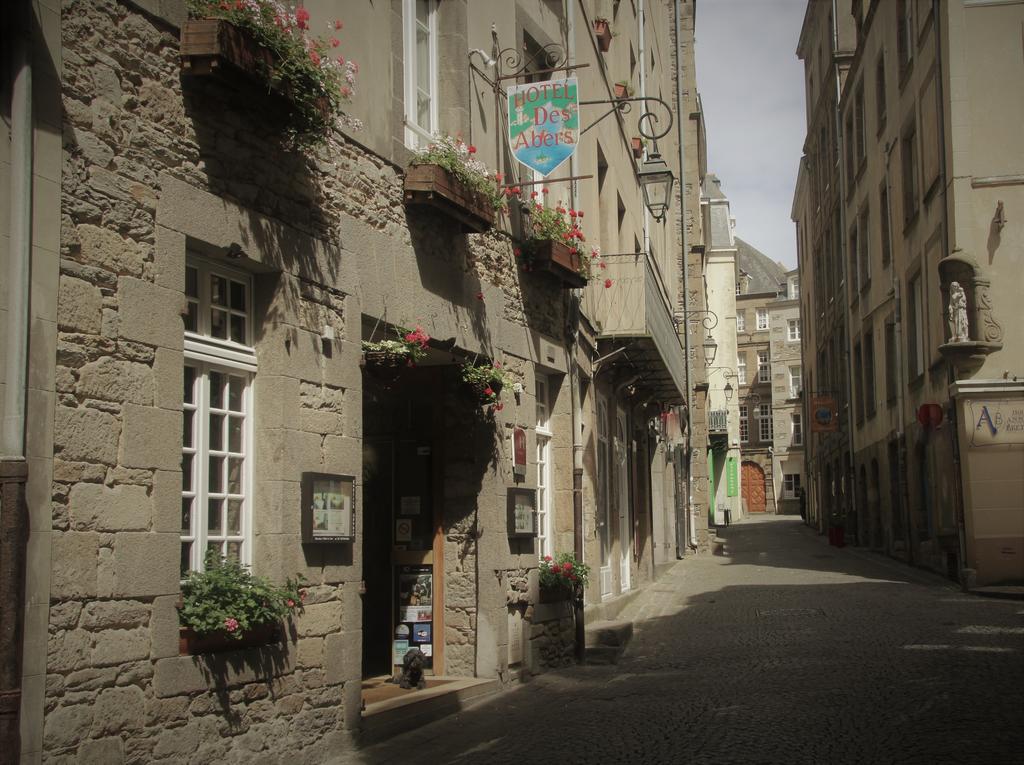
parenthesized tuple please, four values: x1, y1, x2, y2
(735, 236, 786, 294)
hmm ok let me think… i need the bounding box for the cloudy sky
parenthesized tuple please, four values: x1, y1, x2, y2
(695, 0, 808, 269)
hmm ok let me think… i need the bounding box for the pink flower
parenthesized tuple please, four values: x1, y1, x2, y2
(604, 278, 613, 289)
(550, 563, 561, 574)
(599, 261, 607, 269)
(331, 37, 340, 48)
(309, 50, 321, 66)
(530, 191, 538, 199)
(476, 291, 484, 301)
(334, 19, 343, 30)
(336, 55, 345, 65)
(544, 555, 552, 562)
(295, 7, 310, 29)
(495, 402, 504, 412)
(542, 188, 549, 195)
(495, 172, 504, 182)
(340, 86, 352, 98)
(513, 248, 521, 257)
(577, 211, 584, 218)
(286, 599, 296, 608)
(224, 618, 239, 633)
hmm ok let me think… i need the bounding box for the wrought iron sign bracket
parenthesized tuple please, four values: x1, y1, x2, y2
(578, 96, 674, 141)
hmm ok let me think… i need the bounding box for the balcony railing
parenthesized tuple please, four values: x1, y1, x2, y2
(583, 252, 686, 402)
(708, 409, 728, 433)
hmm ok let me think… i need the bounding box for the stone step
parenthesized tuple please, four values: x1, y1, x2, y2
(359, 677, 499, 745)
(585, 619, 633, 648)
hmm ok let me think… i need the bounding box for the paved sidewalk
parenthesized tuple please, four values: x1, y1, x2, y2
(328, 515, 1024, 765)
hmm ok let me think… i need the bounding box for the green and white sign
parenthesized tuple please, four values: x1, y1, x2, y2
(507, 78, 579, 177)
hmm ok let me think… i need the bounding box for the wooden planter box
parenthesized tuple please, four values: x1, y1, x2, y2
(539, 586, 572, 604)
(180, 19, 276, 81)
(593, 19, 613, 53)
(179, 622, 281, 656)
(614, 83, 631, 100)
(527, 240, 588, 289)
(404, 164, 495, 234)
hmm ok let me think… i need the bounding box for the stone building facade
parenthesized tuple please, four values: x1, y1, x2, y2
(1, 0, 711, 761)
(794, 0, 1024, 585)
(768, 270, 804, 516)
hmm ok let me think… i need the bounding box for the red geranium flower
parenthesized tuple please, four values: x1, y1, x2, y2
(604, 278, 613, 288)
(295, 7, 310, 29)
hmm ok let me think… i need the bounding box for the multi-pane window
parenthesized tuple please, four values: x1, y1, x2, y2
(403, 0, 438, 148)
(739, 405, 749, 443)
(880, 182, 892, 267)
(736, 311, 745, 333)
(790, 365, 802, 398)
(788, 319, 801, 342)
(858, 207, 871, 290)
(792, 414, 803, 446)
(756, 308, 768, 330)
(848, 223, 859, 294)
(908, 272, 925, 378)
(902, 119, 918, 224)
(864, 329, 877, 418)
(182, 258, 255, 576)
(885, 320, 898, 403)
(758, 403, 773, 442)
(784, 474, 802, 498)
(757, 350, 770, 383)
(854, 82, 866, 165)
(536, 376, 553, 559)
(737, 355, 747, 385)
(875, 53, 887, 131)
(790, 278, 800, 299)
(897, 0, 914, 81)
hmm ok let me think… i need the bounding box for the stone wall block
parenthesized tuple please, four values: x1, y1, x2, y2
(296, 600, 343, 638)
(80, 599, 150, 630)
(153, 347, 183, 410)
(254, 375, 300, 430)
(296, 637, 324, 669)
(68, 482, 151, 531)
(77, 737, 125, 765)
(47, 628, 92, 674)
(91, 685, 145, 736)
(63, 667, 118, 692)
(151, 469, 182, 533)
(91, 627, 151, 666)
(120, 403, 181, 470)
(112, 531, 180, 598)
(43, 702, 95, 750)
(150, 594, 183, 660)
(57, 276, 102, 333)
(77, 223, 146, 277)
(54, 406, 120, 465)
(153, 645, 296, 698)
(50, 531, 100, 598)
(323, 631, 359, 685)
(76, 356, 154, 405)
(117, 276, 184, 350)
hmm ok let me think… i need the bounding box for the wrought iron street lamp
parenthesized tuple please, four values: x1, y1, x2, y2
(701, 332, 718, 367)
(638, 146, 675, 222)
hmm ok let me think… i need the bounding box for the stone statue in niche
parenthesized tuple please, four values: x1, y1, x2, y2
(948, 281, 969, 342)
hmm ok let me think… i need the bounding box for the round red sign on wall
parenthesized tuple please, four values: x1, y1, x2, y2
(916, 403, 943, 429)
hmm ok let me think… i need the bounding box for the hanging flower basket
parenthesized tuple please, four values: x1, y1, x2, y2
(361, 350, 411, 382)
(460, 361, 510, 410)
(179, 622, 282, 656)
(527, 240, 588, 289)
(593, 18, 613, 52)
(361, 326, 430, 382)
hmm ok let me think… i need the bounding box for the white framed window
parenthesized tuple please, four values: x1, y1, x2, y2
(758, 403, 773, 442)
(403, 0, 438, 149)
(757, 350, 770, 383)
(788, 319, 801, 342)
(790, 278, 800, 299)
(736, 311, 746, 333)
(536, 376, 553, 559)
(790, 365, 802, 398)
(182, 257, 256, 576)
(739, 405, 749, 443)
(792, 413, 803, 446)
(756, 308, 769, 330)
(737, 356, 747, 385)
(783, 473, 802, 498)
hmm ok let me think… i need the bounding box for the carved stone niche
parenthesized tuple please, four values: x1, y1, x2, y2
(937, 250, 1004, 377)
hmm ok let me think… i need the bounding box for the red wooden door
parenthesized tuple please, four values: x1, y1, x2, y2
(742, 461, 766, 513)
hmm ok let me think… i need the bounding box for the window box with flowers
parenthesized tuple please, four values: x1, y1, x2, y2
(538, 552, 590, 603)
(521, 199, 607, 289)
(404, 136, 506, 234)
(361, 325, 430, 382)
(593, 18, 613, 52)
(460, 360, 511, 412)
(177, 552, 305, 655)
(180, 1, 359, 146)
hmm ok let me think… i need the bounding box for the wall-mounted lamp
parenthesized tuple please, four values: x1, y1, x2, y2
(724, 382, 734, 403)
(638, 144, 675, 222)
(702, 332, 718, 367)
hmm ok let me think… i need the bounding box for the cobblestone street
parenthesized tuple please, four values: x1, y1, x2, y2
(331, 516, 1024, 765)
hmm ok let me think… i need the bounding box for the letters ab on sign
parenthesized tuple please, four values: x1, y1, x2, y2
(507, 78, 579, 176)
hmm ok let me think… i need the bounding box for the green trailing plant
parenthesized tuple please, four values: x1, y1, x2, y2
(178, 551, 305, 639)
(521, 199, 611, 286)
(185, 0, 360, 146)
(460, 360, 511, 409)
(539, 552, 590, 593)
(412, 135, 507, 214)
(361, 325, 431, 365)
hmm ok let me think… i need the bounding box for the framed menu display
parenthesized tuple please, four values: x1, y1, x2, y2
(506, 487, 537, 538)
(301, 472, 356, 543)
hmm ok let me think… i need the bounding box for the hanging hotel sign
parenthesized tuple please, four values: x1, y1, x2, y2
(811, 395, 839, 433)
(507, 78, 579, 176)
